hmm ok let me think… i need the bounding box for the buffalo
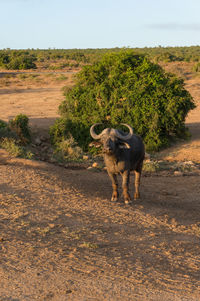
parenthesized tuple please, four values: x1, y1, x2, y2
(90, 123, 145, 204)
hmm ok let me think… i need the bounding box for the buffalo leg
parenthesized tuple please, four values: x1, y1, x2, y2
(108, 172, 119, 202)
(122, 170, 131, 204)
(134, 162, 143, 199)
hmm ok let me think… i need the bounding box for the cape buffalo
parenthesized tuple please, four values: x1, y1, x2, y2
(90, 123, 145, 204)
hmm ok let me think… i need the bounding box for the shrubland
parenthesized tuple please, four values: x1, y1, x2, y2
(0, 47, 198, 160)
(1, 46, 200, 70)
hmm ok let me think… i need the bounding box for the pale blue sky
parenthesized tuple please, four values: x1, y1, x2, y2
(0, 0, 200, 49)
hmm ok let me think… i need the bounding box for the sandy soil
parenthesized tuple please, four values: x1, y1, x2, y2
(158, 62, 200, 162)
(0, 70, 77, 134)
(0, 152, 200, 300)
(0, 64, 200, 300)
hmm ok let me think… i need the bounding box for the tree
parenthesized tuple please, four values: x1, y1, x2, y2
(51, 50, 195, 151)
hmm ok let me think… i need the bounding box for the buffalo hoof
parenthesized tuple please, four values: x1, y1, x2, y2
(134, 192, 140, 200)
(111, 196, 118, 202)
(124, 195, 131, 204)
(111, 191, 118, 202)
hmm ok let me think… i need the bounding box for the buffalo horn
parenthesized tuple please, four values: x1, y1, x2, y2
(90, 123, 103, 140)
(114, 123, 134, 140)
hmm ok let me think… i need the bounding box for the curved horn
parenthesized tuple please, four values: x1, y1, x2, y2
(90, 123, 103, 140)
(115, 123, 134, 140)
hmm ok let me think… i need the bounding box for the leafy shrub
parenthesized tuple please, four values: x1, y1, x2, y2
(0, 137, 33, 158)
(154, 52, 183, 63)
(0, 120, 7, 129)
(8, 114, 31, 144)
(7, 56, 36, 70)
(49, 118, 88, 151)
(0, 137, 24, 157)
(52, 50, 195, 152)
(143, 160, 160, 172)
(0, 119, 17, 140)
(0, 115, 33, 158)
(0, 51, 36, 70)
(52, 135, 83, 162)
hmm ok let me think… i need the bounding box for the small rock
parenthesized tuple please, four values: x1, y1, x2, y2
(49, 158, 57, 163)
(35, 137, 42, 145)
(174, 171, 183, 176)
(40, 135, 48, 142)
(162, 190, 169, 195)
(184, 161, 194, 165)
(42, 145, 49, 152)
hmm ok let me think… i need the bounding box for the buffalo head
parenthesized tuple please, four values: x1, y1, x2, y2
(90, 123, 133, 155)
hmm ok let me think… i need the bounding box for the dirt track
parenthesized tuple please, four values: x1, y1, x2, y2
(0, 65, 200, 300)
(0, 151, 200, 300)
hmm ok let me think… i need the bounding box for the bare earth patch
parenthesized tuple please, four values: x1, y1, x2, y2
(158, 62, 200, 163)
(0, 70, 77, 134)
(0, 65, 200, 300)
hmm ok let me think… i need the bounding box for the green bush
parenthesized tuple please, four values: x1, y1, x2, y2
(51, 50, 195, 152)
(0, 137, 33, 159)
(0, 51, 36, 70)
(53, 136, 83, 162)
(0, 137, 24, 157)
(49, 118, 90, 151)
(0, 115, 33, 158)
(8, 114, 31, 144)
(0, 119, 16, 140)
(7, 55, 36, 70)
(0, 120, 7, 129)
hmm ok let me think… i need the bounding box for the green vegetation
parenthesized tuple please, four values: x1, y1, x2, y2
(193, 62, 200, 73)
(0, 137, 33, 159)
(50, 50, 195, 152)
(52, 135, 83, 162)
(0, 46, 198, 155)
(9, 114, 31, 144)
(0, 50, 36, 70)
(56, 74, 68, 81)
(143, 160, 160, 172)
(1, 46, 200, 70)
(0, 114, 33, 158)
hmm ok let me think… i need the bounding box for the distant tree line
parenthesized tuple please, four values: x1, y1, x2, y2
(1, 46, 200, 70)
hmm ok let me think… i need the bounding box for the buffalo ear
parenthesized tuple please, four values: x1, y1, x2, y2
(118, 141, 131, 149)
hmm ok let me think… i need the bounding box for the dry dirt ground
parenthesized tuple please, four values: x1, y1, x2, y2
(0, 64, 200, 300)
(0, 70, 77, 135)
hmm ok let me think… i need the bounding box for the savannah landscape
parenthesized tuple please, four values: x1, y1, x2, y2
(0, 49, 200, 300)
